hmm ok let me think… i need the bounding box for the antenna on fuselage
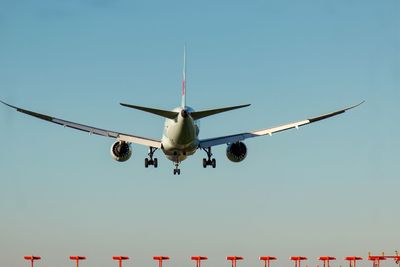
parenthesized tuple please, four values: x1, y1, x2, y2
(181, 45, 187, 108)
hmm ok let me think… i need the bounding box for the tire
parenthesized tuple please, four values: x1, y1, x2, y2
(177, 169, 181, 175)
(173, 169, 176, 175)
(154, 158, 158, 168)
(212, 158, 216, 168)
(203, 158, 207, 168)
(145, 158, 149, 168)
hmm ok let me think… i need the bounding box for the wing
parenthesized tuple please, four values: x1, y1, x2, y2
(0, 100, 162, 148)
(199, 101, 364, 148)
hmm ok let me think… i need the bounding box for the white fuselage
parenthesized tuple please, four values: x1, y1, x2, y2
(161, 106, 200, 163)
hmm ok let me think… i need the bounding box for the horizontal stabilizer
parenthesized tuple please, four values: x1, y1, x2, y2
(191, 104, 251, 120)
(120, 103, 179, 119)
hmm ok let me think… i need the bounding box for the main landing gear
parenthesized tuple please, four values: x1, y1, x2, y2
(145, 147, 158, 168)
(173, 162, 181, 175)
(202, 147, 216, 168)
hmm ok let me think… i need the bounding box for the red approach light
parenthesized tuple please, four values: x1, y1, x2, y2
(191, 256, 208, 267)
(192, 256, 208, 260)
(70, 256, 87, 260)
(318, 256, 336, 267)
(368, 256, 387, 260)
(113, 256, 130, 267)
(153, 256, 170, 260)
(24, 256, 41, 260)
(113, 256, 130, 260)
(345, 257, 363, 260)
(153, 256, 170, 267)
(344, 256, 363, 267)
(319, 257, 337, 260)
(290, 256, 308, 267)
(368, 255, 387, 267)
(69, 256, 87, 267)
(260, 257, 277, 260)
(24, 256, 41, 267)
(291, 257, 308, 260)
(227, 256, 244, 267)
(370, 252, 400, 265)
(259, 256, 277, 267)
(227, 256, 244, 260)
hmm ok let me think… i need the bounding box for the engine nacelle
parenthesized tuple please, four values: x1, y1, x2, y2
(110, 141, 132, 162)
(226, 142, 247, 162)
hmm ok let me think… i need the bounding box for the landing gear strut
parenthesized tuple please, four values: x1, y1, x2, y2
(145, 147, 158, 168)
(173, 162, 181, 175)
(202, 147, 216, 168)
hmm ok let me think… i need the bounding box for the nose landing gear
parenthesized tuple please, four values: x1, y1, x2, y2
(173, 162, 181, 175)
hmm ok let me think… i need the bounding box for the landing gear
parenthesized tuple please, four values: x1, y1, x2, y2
(173, 162, 181, 175)
(202, 147, 216, 168)
(145, 147, 158, 168)
(211, 158, 216, 168)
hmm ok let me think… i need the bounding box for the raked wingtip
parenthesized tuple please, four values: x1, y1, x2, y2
(346, 100, 365, 111)
(0, 99, 13, 108)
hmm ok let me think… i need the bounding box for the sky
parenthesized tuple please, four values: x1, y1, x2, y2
(0, 1, 399, 267)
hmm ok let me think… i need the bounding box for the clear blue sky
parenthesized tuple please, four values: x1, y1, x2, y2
(0, 1, 399, 267)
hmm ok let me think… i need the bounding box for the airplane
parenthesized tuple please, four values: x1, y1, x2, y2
(0, 49, 364, 175)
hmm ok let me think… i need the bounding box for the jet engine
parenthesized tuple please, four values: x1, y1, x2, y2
(226, 142, 247, 162)
(110, 141, 132, 162)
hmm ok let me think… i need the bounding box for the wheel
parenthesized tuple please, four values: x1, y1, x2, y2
(145, 158, 149, 168)
(212, 158, 216, 168)
(203, 158, 207, 168)
(177, 169, 181, 175)
(154, 158, 158, 168)
(173, 169, 176, 175)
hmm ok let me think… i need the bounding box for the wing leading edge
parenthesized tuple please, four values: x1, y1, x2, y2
(0, 100, 162, 148)
(199, 101, 364, 148)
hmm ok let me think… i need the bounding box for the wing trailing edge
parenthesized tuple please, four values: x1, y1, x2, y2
(0, 100, 162, 148)
(199, 101, 365, 148)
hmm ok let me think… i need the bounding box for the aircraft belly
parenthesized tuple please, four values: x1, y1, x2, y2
(168, 120, 196, 144)
(162, 138, 198, 153)
(162, 137, 198, 162)
(160, 109, 200, 163)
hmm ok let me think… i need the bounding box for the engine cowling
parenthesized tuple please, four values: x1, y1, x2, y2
(110, 141, 132, 162)
(226, 142, 247, 162)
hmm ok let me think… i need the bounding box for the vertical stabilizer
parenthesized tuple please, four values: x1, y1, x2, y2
(181, 45, 186, 108)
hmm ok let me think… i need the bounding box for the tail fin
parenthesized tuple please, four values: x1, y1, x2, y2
(181, 45, 186, 108)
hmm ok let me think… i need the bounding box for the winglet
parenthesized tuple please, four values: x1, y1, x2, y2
(348, 100, 365, 110)
(308, 100, 365, 123)
(1, 99, 27, 113)
(0, 99, 15, 109)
